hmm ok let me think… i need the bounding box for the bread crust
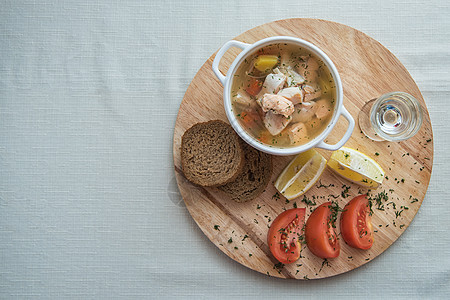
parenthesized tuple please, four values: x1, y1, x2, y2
(218, 141, 272, 203)
(181, 120, 245, 187)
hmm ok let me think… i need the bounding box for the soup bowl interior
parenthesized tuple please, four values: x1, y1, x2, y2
(221, 37, 348, 156)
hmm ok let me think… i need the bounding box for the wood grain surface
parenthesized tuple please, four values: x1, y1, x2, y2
(172, 19, 433, 279)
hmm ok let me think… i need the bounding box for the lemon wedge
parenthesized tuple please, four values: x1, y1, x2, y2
(327, 147, 385, 188)
(274, 149, 327, 200)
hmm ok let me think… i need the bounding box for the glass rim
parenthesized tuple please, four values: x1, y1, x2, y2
(369, 92, 423, 141)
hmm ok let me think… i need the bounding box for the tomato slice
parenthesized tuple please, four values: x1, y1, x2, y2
(245, 78, 263, 97)
(267, 208, 306, 264)
(340, 194, 373, 250)
(305, 202, 340, 259)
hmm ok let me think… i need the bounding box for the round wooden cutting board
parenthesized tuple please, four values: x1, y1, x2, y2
(173, 19, 433, 279)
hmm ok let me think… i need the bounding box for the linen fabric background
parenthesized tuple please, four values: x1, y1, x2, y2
(1, 0, 449, 299)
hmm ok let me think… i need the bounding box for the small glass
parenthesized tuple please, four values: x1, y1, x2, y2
(358, 92, 423, 141)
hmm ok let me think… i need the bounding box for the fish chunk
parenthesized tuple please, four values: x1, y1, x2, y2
(286, 67, 305, 86)
(315, 99, 332, 119)
(233, 90, 257, 108)
(296, 56, 319, 81)
(303, 85, 322, 102)
(274, 67, 305, 87)
(291, 102, 317, 123)
(287, 122, 309, 145)
(263, 110, 291, 135)
(277, 87, 303, 105)
(306, 57, 319, 73)
(262, 73, 286, 94)
(273, 67, 284, 76)
(259, 94, 295, 118)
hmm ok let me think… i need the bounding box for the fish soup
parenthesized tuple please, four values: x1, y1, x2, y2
(231, 43, 337, 148)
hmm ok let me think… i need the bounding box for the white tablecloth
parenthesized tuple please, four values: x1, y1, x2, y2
(1, 0, 449, 299)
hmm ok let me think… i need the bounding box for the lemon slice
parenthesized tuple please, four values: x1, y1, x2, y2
(274, 149, 327, 200)
(327, 147, 385, 188)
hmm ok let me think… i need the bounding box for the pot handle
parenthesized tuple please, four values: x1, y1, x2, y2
(212, 40, 250, 85)
(316, 106, 355, 151)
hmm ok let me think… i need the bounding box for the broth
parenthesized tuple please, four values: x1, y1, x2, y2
(231, 43, 337, 148)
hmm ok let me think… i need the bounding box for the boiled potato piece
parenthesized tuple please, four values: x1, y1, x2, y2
(254, 55, 278, 72)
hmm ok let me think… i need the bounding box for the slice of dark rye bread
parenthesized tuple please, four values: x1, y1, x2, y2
(181, 120, 245, 187)
(218, 142, 272, 203)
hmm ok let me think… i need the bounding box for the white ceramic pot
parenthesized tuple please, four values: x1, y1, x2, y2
(212, 36, 355, 156)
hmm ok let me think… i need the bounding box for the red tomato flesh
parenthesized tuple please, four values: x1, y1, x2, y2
(305, 202, 340, 259)
(267, 208, 306, 264)
(340, 194, 373, 250)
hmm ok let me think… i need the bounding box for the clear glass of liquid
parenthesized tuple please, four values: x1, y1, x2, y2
(358, 92, 423, 141)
